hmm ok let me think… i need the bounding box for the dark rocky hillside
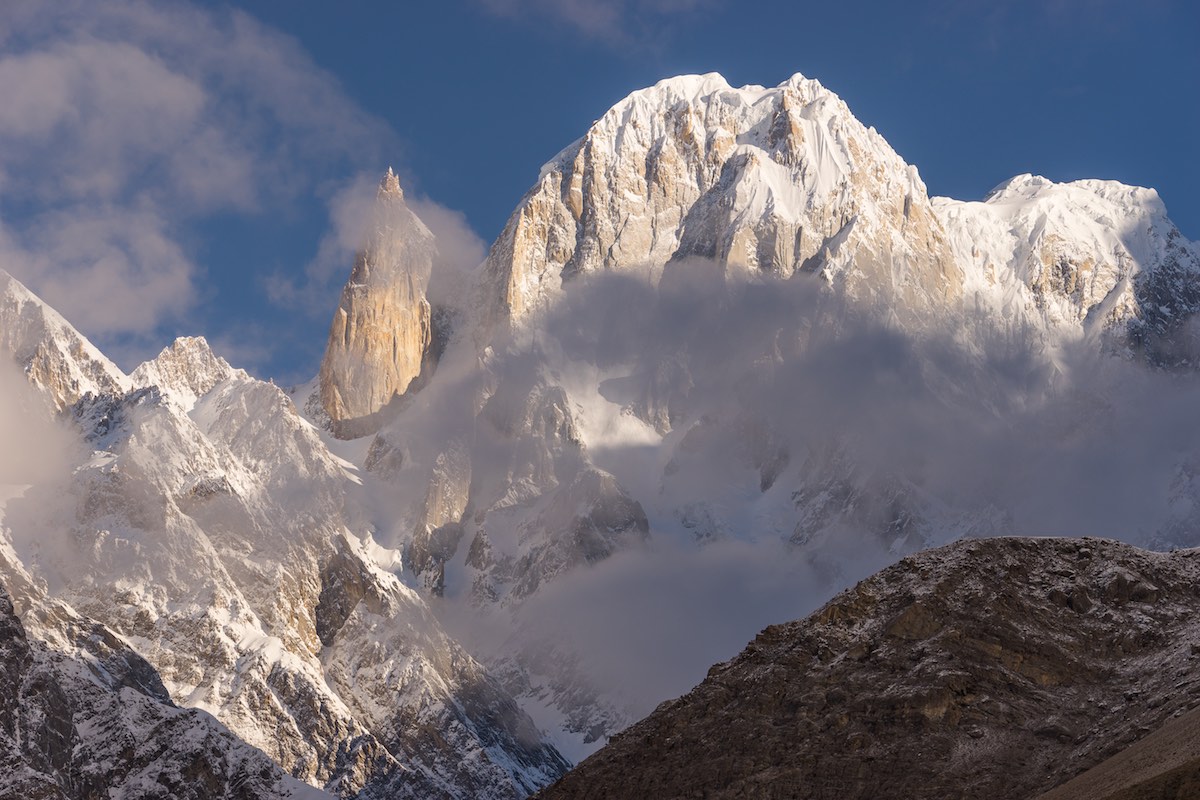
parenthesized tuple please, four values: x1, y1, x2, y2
(538, 538, 1200, 800)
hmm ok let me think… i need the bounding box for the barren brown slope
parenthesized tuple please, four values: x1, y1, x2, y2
(537, 537, 1200, 800)
(1038, 706, 1200, 800)
(1104, 759, 1200, 800)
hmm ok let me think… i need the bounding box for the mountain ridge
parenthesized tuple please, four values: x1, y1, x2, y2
(0, 289, 571, 798)
(305, 69, 1200, 765)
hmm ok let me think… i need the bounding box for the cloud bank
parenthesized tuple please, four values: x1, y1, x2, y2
(530, 264, 1200, 547)
(0, 359, 80, 487)
(416, 261, 1200, 731)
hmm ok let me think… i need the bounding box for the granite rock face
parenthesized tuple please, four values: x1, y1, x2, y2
(319, 169, 436, 438)
(538, 537, 1200, 800)
(477, 73, 962, 340)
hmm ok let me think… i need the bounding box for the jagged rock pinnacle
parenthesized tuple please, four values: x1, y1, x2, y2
(319, 169, 434, 438)
(379, 167, 403, 198)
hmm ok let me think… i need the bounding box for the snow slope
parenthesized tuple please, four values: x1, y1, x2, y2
(936, 174, 1200, 357)
(0, 317, 568, 797)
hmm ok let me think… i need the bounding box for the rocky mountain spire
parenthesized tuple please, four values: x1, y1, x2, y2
(318, 168, 436, 437)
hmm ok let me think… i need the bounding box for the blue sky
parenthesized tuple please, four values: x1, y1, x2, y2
(0, 0, 1195, 382)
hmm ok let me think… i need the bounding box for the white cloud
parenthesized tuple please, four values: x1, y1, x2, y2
(477, 0, 715, 45)
(508, 537, 863, 717)
(7, 206, 196, 339)
(0, 1, 394, 366)
(0, 358, 80, 486)
(408, 196, 488, 310)
(265, 171, 488, 320)
(0, 41, 217, 202)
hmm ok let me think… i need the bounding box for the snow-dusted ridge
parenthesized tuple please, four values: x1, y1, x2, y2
(0, 268, 129, 410)
(0, 310, 569, 797)
(0, 584, 334, 800)
(934, 173, 1200, 353)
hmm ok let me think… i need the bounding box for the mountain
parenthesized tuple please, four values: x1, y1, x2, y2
(0, 269, 128, 411)
(305, 72, 1200, 763)
(936, 174, 1200, 362)
(3, 68, 1200, 799)
(0, 269, 568, 798)
(0, 585, 331, 800)
(477, 72, 961, 344)
(536, 537, 1200, 800)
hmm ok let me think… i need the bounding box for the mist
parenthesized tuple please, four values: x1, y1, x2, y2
(508, 536, 885, 714)
(529, 262, 1200, 545)
(0, 360, 81, 488)
(398, 256, 1200, 739)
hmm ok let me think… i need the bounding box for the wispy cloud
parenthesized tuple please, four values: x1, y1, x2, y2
(263, 171, 487, 332)
(476, 0, 717, 47)
(0, 0, 393, 367)
(0, 358, 80, 486)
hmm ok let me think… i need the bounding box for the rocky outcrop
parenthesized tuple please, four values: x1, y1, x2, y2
(314, 535, 572, 799)
(406, 441, 472, 594)
(537, 537, 1200, 800)
(473, 467, 649, 603)
(319, 169, 436, 438)
(0, 585, 329, 800)
(131, 336, 237, 411)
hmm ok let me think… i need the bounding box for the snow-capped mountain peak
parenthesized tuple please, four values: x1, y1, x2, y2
(0, 268, 129, 410)
(478, 72, 960, 339)
(130, 335, 239, 412)
(936, 173, 1200, 353)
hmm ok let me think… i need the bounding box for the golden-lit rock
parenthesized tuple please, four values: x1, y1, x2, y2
(319, 169, 435, 437)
